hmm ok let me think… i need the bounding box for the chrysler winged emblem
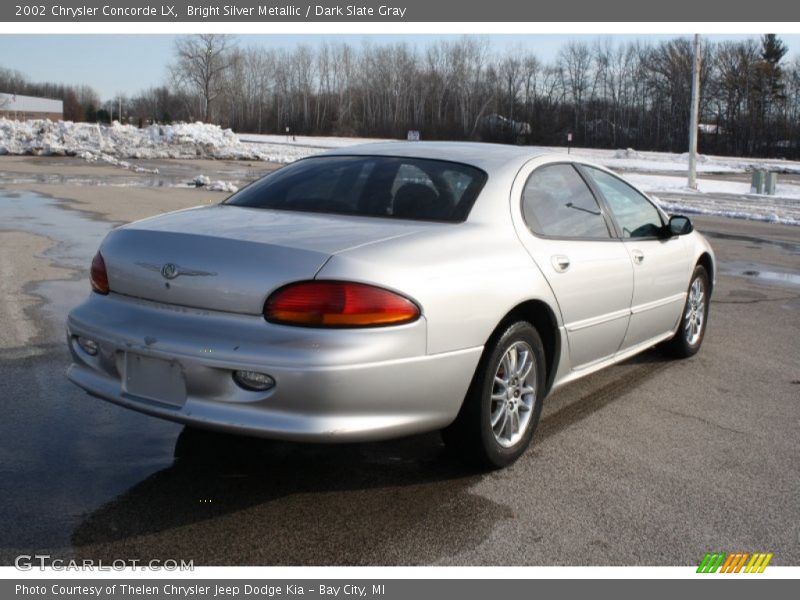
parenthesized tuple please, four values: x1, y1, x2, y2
(136, 262, 217, 280)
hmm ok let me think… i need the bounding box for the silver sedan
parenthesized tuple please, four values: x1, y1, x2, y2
(66, 142, 715, 467)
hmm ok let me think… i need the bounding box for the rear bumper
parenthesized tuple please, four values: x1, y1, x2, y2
(66, 293, 482, 442)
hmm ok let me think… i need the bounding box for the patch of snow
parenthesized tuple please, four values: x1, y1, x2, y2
(528, 145, 800, 175)
(238, 133, 395, 148)
(656, 197, 799, 226)
(613, 147, 642, 159)
(678, 151, 709, 163)
(190, 173, 237, 193)
(79, 150, 159, 174)
(628, 173, 800, 200)
(629, 173, 800, 226)
(208, 180, 238, 193)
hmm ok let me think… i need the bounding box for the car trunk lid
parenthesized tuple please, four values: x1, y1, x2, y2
(101, 204, 431, 314)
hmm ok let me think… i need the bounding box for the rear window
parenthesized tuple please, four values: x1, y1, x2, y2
(225, 156, 488, 222)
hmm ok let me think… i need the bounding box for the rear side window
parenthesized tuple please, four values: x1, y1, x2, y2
(521, 164, 611, 238)
(226, 156, 488, 222)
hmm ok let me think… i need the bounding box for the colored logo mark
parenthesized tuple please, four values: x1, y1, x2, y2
(697, 552, 773, 573)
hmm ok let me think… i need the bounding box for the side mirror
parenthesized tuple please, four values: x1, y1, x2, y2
(667, 215, 693, 236)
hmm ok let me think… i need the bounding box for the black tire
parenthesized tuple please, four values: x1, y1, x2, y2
(663, 265, 710, 358)
(442, 321, 546, 469)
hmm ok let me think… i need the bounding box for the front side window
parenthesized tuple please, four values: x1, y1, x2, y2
(521, 164, 611, 239)
(226, 156, 487, 222)
(585, 167, 664, 238)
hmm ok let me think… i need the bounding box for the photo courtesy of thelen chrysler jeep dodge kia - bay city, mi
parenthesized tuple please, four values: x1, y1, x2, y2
(66, 142, 714, 467)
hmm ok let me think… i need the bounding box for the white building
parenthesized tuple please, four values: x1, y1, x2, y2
(0, 93, 63, 120)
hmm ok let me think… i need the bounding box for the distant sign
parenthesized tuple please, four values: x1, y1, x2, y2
(567, 132, 573, 142)
(407, 130, 421, 141)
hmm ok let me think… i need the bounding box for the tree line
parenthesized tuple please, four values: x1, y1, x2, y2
(3, 34, 799, 158)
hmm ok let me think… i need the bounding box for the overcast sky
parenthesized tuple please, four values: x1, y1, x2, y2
(1, 34, 798, 101)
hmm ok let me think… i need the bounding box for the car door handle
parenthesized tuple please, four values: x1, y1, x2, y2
(551, 255, 571, 272)
(631, 250, 645, 265)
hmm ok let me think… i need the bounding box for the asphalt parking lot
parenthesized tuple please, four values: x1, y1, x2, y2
(0, 158, 798, 565)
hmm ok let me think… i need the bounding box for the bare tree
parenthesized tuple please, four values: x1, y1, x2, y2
(558, 41, 592, 133)
(170, 34, 236, 122)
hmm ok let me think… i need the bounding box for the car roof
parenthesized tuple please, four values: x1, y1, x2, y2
(319, 141, 551, 175)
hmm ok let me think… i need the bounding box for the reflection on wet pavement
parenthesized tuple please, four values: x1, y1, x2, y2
(0, 171, 182, 188)
(0, 158, 269, 190)
(703, 230, 800, 254)
(0, 190, 114, 330)
(0, 348, 181, 557)
(720, 260, 800, 288)
(0, 190, 114, 270)
(70, 429, 500, 565)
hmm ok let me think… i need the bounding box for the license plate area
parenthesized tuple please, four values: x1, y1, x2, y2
(123, 353, 186, 408)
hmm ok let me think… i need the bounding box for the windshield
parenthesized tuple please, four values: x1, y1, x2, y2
(225, 155, 488, 222)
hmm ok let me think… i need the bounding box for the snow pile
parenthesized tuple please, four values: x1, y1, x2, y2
(0, 118, 263, 161)
(208, 180, 238, 193)
(613, 147, 642, 159)
(191, 174, 238, 193)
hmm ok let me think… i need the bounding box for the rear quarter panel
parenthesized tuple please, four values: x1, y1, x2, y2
(318, 219, 562, 355)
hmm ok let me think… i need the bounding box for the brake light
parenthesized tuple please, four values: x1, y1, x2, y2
(90, 251, 109, 294)
(264, 281, 420, 327)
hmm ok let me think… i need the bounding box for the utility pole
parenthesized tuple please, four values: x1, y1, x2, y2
(688, 33, 701, 189)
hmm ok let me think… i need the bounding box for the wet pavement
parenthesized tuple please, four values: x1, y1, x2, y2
(0, 181, 798, 565)
(0, 156, 272, 190)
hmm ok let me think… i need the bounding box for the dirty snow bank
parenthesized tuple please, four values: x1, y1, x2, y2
(0, 118, 263, 161)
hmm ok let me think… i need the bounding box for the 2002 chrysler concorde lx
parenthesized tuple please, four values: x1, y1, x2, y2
(66, 142, 715, 467)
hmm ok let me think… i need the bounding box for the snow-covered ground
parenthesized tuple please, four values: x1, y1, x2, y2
(2, 119, 799, 224)
(239, 133, 395, 148)
(239, 135, 800, 176)
(628, 173, 800, 200)
(627, 174, 800, 226)
(539, 146, 800, 175)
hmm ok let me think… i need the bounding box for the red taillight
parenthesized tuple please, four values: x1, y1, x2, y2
(264, 281, 420, 327)
(90, 251, 109, 295)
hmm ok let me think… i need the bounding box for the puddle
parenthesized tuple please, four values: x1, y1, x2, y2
(1, 170, 196, 189)
(721, 260, 800, 288)
(0, 190, 113, 332)
(0, 158, 269, 190)
(36, 279, 90, 328)
(703, 230, 800, 254)
(0, 189, 113, 270)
